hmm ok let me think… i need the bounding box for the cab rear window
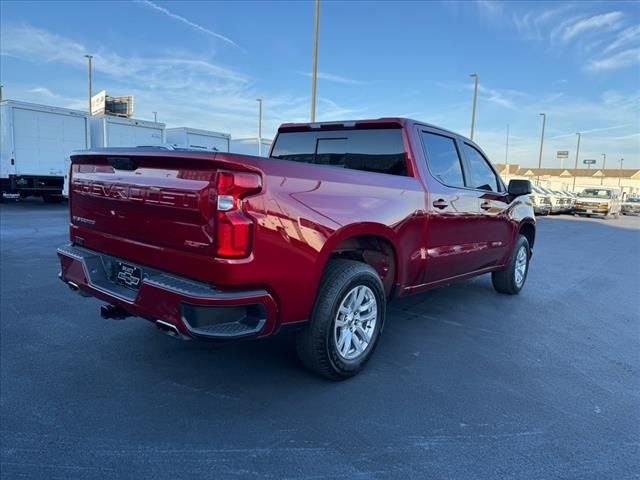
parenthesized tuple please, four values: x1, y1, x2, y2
(270, 129, 408, 176)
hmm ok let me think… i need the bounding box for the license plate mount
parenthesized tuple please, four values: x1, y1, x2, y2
(115, 262, 142, 289)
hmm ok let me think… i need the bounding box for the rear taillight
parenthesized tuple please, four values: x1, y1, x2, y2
(214, 171, 262, 258)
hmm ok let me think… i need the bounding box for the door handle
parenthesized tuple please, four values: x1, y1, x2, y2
(432, 199, 449, 209)
(480, 201, 492, 210)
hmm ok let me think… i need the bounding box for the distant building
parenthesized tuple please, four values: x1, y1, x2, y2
(494, 164, 640, 195)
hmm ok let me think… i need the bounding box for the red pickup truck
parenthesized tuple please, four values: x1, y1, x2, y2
(58, 118, 535, 379)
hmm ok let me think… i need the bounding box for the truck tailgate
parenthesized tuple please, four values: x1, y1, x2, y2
(70, 152, 218, 256)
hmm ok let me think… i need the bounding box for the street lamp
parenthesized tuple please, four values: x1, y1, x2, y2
(84, 54, 93, 115)
(572, 132, 581, 192)
(310, 0, 320, 122)
(469, 73, 479, 140)
(619, 158, 624, 187)
(152, 111, 157, 123)
(256, 98, 263, 156)
(536, 113, 546, 186)
(601, 153, 606, 185)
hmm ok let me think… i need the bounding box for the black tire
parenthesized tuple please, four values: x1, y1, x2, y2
(295, 259, 386, 380)
(492, 235, 530, 295)
(43, 194, 63, 204)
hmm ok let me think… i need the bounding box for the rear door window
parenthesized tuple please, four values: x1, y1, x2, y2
(420, 131, 465, 188)
(462, 143, 501, 192)
(270, 129, 408, 176)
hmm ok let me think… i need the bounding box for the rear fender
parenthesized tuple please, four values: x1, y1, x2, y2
(309, 223, 401, 306)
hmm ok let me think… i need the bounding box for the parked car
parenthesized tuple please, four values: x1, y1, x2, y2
(57, 118, 536, 379)
(621, 196, 640, 215)
(530, 186, 552, 215)
(574, 187, 622, 219)
(557, 190, 573, 213)
(561, 191, 576, 212)
(539, 187, 563, 214)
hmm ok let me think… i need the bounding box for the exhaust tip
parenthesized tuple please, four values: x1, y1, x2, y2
(156, 320, 185, 340)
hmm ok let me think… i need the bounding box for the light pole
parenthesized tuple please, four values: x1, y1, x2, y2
(505, 124, 510, 178)
(601, 153, 606, 185)
(256, 98, 263, 156)
(152, 111, 157, 123)
(310, 0, 320, 122)
(469, 73, 479, 140)
(572, 132, 581, 192)
(536, 113, 546, 186)
(84, 54, 93, 115)
(619, 158, 624, 187)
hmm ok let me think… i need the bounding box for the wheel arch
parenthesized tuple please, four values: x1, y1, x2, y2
(313, 223, 401, 300)
(518, 220, 536, 250)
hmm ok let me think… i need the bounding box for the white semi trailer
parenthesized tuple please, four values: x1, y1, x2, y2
(90, 115, 165, 148)
(0, 100, 90, 202)
(166, 127, 230, 152)
(230, 137, 272, 157)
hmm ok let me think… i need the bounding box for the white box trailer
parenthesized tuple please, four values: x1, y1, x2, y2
(1, 100, 89, 202)
(90, 115, 165, 148)
(230, 137, 272, 157)
(166, 127, 230, 152)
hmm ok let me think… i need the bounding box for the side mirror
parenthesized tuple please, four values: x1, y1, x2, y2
(508, 179, 532, 196)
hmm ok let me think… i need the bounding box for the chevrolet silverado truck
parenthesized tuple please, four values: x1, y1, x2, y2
(58, 118, 535, 379)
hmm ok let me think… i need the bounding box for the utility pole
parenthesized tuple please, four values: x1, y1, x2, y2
(84, 54, 93, 115)
(536, 113, 546, 186)
(310, 0, 320, 122)
(469, 73, 479, 140)
(152, 111, 157, 123)
(572, 132, 581, 192)
(256, 98, 263, 156)
(505, 124, 510, 178)
(601, 153, 606, 185)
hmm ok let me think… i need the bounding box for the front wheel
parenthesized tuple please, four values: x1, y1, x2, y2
(492, 235, 530, 295)
(295, 259, 385, 380)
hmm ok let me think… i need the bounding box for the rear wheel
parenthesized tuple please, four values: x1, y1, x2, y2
(295, 259, 385, 380)
(492, 235, 530, 295)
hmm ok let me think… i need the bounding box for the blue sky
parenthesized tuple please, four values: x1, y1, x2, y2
(1, 0, 639, 167)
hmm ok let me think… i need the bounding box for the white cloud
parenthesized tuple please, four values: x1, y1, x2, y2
(561, 11, 624, 42)
(470, 89, 640, 168)
(549, 124, 634, 140)
(512, 4, 574, 41)
(604, 25, 640, 54)
(586, 48, 640, 71)
(0, 24, 357, 138)
(478, 85, 518, 110)
(136, 0, 241, 50)
(297, 71, 365, 85)
(475, 0, 503, 19)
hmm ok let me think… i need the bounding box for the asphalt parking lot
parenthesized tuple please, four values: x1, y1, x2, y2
(1, 199, 639, 480)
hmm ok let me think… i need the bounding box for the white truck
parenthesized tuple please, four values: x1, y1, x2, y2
(1, 100, 90, 202)
(166, 127, 230, 152)
(230, 137, 272, 157)
(90, 115, 165, 149)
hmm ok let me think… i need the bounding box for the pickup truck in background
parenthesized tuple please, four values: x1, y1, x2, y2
(58, 118, 535, 379)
